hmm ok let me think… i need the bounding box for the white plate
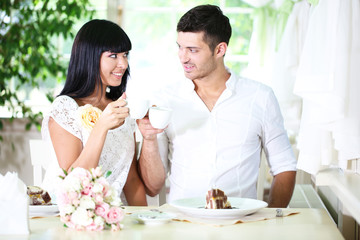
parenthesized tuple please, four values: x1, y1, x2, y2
(131, 210, 176, 225)
(170, 197, 267, 219)
(29, 204, 59, 214)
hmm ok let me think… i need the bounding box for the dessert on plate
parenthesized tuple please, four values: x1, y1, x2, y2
(27, 185, 52, 205)
(205, 188, 232, 209)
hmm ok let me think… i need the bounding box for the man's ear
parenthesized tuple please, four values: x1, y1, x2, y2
(215, 42, 228, 57)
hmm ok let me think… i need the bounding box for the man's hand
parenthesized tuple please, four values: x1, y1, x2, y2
(136, 114, 167, 196)
(137, 116, 164, 140)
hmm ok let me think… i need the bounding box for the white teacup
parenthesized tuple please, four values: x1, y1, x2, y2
(149, 106, 173, 129)
(126, 98, 149, 119)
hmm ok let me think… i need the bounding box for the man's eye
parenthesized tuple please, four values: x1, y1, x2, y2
(190, 49, 197, 53)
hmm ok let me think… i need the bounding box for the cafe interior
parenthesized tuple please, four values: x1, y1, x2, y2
(0, 0, 359, 239)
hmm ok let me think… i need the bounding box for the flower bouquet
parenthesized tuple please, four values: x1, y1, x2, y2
(57, 167, 124, 231)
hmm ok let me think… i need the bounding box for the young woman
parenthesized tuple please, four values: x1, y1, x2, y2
(41, 19, 147, 206)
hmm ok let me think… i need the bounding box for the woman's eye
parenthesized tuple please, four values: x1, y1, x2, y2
(110, 54, 117, 58)
(123, 52, 129, 58)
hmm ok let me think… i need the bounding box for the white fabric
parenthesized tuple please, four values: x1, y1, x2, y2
(294, 0, 360, 174)
(152, 70, 297, 202)
(41, 95, 136, 205)
(0, 172, 29, 235)
(271, 1, 311, 135)
(243, 6, 276, 86)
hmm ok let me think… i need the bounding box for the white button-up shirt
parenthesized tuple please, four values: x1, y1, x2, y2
(153, 70, 297, 202)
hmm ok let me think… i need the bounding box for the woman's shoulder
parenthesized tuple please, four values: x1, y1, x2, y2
(52, 95, 79, 110)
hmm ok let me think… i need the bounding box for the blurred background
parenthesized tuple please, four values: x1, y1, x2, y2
(1, 1, 359, 239)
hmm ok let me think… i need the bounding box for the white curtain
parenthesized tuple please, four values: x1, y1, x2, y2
(271, 1, 311, 137)
(244, 0, 311, 139)
(295, 0, 360, 174)
(245, 0, 360, 174)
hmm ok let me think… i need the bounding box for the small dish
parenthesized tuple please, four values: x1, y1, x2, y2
(29, 204, 59, 215)
(131, 210, 176, 225)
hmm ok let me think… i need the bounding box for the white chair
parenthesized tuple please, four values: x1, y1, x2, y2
(29, 139, 51, 186)
(257, 151, 267, 201)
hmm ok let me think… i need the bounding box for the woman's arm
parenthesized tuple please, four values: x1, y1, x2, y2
(49, 98, 128, 172)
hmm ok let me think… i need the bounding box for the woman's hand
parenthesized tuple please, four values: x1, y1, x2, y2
(97, 94, 129, 130)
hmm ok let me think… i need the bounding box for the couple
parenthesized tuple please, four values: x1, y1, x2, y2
(42, 5, 297, 207)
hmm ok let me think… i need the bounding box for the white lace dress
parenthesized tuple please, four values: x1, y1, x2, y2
(41, 95, 136, 205)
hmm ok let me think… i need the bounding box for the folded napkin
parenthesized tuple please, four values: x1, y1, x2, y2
(157, 204, 299, 227)
(0, 172, 29, 235)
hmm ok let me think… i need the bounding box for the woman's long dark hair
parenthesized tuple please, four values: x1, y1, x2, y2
(60, 19, 132, 100)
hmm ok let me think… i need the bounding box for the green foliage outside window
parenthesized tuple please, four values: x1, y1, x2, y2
(0, 0, 94, 136)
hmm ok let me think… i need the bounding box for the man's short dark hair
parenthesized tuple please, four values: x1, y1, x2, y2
(177, 4, 232, 51)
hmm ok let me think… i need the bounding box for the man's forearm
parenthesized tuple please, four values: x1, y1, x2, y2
(267, 171, 296, 208)
(138, 138, 166, 197)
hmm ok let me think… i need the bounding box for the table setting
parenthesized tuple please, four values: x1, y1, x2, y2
(0, 168, 344, 240)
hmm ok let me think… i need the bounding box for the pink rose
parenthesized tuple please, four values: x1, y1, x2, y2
(81, 185, 92, 196)
(68, 191, 80, 202)
(111, 222, 122, 231)
(86, 222, 104, 231)
(105, 207, 124, 224)
(57, 191, 70, 207)
(70, 167, 91, 180)
(97, 177, 110, 193)
(86, 216, 105, 231)
(91, 167, 103, 178)
(61, 215, 75, 229)
(94, 193, 104, 204)
(95, 203, 110, 218)
(81, 177, 91, 189)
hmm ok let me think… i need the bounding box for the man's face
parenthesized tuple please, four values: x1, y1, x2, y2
(177, 31, 217, 81)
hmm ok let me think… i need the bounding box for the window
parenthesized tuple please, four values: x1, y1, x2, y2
(121, 0, 253, 96)
(0, 1, 253, 117)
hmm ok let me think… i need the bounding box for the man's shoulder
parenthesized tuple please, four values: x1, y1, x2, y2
(235, 75, 273, 95)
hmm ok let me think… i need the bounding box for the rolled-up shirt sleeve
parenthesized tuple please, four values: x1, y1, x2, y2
(262, 90, 297, 176)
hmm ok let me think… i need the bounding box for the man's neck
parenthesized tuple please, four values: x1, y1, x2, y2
(193, 66, 231, 111)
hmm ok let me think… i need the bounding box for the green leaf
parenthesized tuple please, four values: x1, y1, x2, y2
(1, 0, 94, 126)
(62, 168, 68, 176)
(105, 171, 112, 178)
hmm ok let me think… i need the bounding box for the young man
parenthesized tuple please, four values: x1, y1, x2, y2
(137, 4, 296, 207)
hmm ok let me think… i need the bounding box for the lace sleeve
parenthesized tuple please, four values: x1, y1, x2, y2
(47, 95, 82, 140)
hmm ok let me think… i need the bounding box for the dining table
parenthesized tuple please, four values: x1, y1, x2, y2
(0, 204, 344, 240)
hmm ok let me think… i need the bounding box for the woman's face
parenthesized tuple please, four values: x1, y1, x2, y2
(99, 51, 129, 87)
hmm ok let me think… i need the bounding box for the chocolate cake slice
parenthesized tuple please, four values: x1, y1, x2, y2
(27, 186, 52, 205)
(205, 188, 232, 209)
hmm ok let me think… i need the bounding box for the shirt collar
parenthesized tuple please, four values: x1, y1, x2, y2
(181, 67, 238, 94)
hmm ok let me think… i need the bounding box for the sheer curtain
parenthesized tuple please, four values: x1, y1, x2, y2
(295, 0, 360, 174)
(244, 0, 311, 141)
(245, 0, 360, 174)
